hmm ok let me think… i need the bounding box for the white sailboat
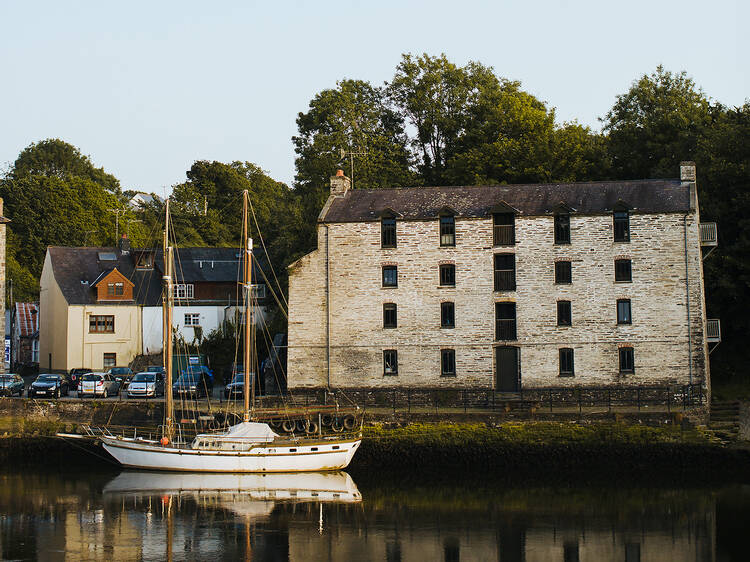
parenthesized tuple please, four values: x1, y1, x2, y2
(98, 192, 362, 472)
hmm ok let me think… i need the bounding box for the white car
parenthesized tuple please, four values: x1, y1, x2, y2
(127, 372, 165, 399)
(78, 373, 120, 398)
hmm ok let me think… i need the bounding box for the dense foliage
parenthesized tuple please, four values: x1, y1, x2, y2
(1, 55, 747, 377)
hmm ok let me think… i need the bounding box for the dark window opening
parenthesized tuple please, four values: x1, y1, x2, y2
(441, 302, 455, 328)
(439, 264, 455, 286)
(383, 350, 398, 376)
(382, 265, 398, 288)
(441, 349, 456, 377)
(617, 299, 632, 324)
(493, 213, 515, 245)
(554, 214, 571, 244)
(559, 348, 575, 377)
(494, 254, 516, 291)
(90, 315, 115, 333)
(557, 301, 572, 326)
(440, 216, 455, 246)
(103, 353, 116, 368)
(383, 303, 397, 329)
(555, 261, 572, 284)
(614, 210, 630, 242)
(619, 347, 635, 374)
(615, 259, 632, 282)
(495, 302, 517, 341)
(381, 218, 396, 248)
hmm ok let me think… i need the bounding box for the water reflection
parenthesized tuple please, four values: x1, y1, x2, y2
(0, 469, 747, 560)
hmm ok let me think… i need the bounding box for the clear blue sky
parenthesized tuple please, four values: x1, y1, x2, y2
(1, 0, 747, 194)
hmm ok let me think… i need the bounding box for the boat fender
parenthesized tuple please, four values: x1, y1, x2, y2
(331, 418, 343, 432)
(343, 415, 356, 431)
(281, 420, 295, 433)
(296, 419, 309, 433)
(321, 414, 333, 426)
(160, 437, 169, 446)
(306, 421, 319, 434)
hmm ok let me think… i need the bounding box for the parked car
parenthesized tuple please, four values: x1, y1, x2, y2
(0, 374, 25, 397)
(68, 368, 90, 391)
(146, 365, 166, 375)
(107, 367, 134, 390)
(28, 374, 69, 398)
(223, 372, 256, 400)
(173, 371, 213, 399)
(180, 366, 214, 384)
(127, 372, 165, 399)
(78, 373, 120, 398)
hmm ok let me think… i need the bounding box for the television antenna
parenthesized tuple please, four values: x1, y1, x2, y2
(339, 147, 368, 189)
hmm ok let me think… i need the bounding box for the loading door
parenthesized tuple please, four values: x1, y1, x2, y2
(495, 346, 520, 392)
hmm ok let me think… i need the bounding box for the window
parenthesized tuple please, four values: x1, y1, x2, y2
(554, 214, 571, 244)
(383, 350, 398, 376)
(614, 210, 630, 242)
(106, 282, 124, 296)
(382, 266, 398, 288)
(557, 301, 572, 326)
(615, 259, 632, 282)
(441, 302, 455, 328)
(495, 302, 517, 340)
(381, 218, 396, 248)
(555, 261, 571, 284)
(439, 264, 455, 286)
(559, 348, 575, 377)
(89, 315, 114, 333)
(440, 216, 455, 246)
(493, 254, 516, 291)
(103, 353, 117, 369)
(184, 313, 201, 326)
(619, 347, 634, 374)
(383, 303, 397, 328)
(441, 349, 456, 377)
(617, 299, 632, 324)
(250, 284, 266, 299)
(173, 284, 194, 299)
(493, 213, 515, 245)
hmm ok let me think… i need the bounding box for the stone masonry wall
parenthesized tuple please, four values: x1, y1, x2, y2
(288, 198, 708, 391)
(0, 199, 5, 374)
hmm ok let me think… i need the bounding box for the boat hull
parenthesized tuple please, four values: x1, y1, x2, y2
(101, 437, 361, 473)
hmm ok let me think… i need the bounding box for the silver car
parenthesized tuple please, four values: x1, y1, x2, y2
(127, 372, 165, 399)
(78, 373, 120, 398)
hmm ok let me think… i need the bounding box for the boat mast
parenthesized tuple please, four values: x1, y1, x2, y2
(242, 190, 254, 422)
(163, 199, 175, 442)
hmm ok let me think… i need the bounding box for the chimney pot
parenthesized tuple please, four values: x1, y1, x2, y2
(336, 169, 344, 177)
(330, 170, 351, 197)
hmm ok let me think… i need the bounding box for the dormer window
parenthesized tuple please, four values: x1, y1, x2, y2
(173, 284, 194, 299)
(135, 252, 154, 269)
(554, 214, 571, 244)
(107, 282, 124, 296)
(439, 216, 456, 247)
(613, 203, 630, 242)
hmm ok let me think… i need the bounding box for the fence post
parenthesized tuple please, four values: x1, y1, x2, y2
(434, 391, 438, 414)
(407, 389, 411, 414)
(636, 387, 640, 411)
(393, 389, 396, 414)
(578, 388, 582, 415)
(608, 388, 611, 413)
(667, 389, 671, 413)
(549, 389, 553, 413)
(463, 390, 467, 414)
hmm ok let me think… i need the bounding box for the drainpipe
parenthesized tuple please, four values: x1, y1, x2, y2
(684, 214, 693, 386)
(325, 225, 331, 390)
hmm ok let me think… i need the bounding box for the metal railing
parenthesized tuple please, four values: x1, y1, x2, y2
(700, 222, 718, 246)
(706, 319, 721, 343)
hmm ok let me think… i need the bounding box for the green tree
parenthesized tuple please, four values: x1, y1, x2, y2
(603, 66, 712, 179)
(293, 79, 413, 243)
(11, 138, 120, 193)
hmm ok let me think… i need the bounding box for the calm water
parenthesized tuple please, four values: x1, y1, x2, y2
(0, 469, 747, 561)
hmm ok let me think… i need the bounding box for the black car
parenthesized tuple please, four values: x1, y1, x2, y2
(28, 374, 69, 398)
(172, 372, 213, 399)
(223, 372, 257, 400)
(69, 368, 90, 391)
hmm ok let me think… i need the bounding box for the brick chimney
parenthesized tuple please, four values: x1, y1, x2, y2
(330, 169, 351, 197)
(118, 233, 131, 255)
(680, 161, 696, 182)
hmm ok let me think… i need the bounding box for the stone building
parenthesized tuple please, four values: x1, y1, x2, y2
(0, 199, 9, 374)
(287, 163, 718, 394)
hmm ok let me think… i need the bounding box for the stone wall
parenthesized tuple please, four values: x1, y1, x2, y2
(288, 191, 709, 392)
(0, 199, 5, 374)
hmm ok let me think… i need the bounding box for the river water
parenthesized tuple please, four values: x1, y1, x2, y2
(0, 469, 747, 561)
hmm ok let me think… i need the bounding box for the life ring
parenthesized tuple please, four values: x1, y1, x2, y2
(295, 419, 309, 433)
(281, 420, 295, 433)
(306, 421, 319, 434)
(331, 418, 343, 432)
(343, 414, 356, 431)
(321, 414, 333, 426)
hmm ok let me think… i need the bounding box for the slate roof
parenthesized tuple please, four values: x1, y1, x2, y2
(320, 179, 690, 223)
(48, 247, 267, 306)
(15, 303, 38, 338)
